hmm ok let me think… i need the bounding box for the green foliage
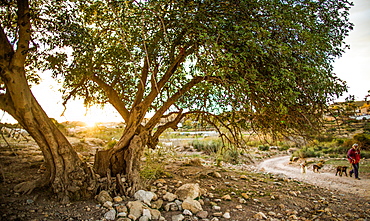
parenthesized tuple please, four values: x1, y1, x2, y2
(222, 148, 241, 164)
(353, 133, 370, 150)
(278, 145, 290, 151)
(361, 151, 370, 159)
(74, 126, 122, 142)
(364, 122, 370, 133)
(140, 148, 171, 180)
(140, 160, 168, 180)
(258, 145, 270, 151)
(105, 139, 118, 150)
(191, 138, 223, 155)
(17, 0, 352, 142)
(293, 146, 321, 158)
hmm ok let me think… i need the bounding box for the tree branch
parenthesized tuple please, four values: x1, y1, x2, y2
(145, 75, 207, 130)
(147, 110, 185, 149)
(0, 26, 14, 68)
(0, 93, 15, 115)
(146, 45, 196, 108)
(12, 0, 31, 68)
(89, 74, 130, 122)
(132, 57, 149, 107)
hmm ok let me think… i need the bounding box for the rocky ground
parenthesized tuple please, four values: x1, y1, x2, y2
(0, 139, 369, 221)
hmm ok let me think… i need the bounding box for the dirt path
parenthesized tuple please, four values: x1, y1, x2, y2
(257, 156, 370, 199)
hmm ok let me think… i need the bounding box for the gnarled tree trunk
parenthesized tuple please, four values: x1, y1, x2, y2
(1, 68, 96, 202)
(0, 0, 96, 201)
(94, 131, 148, 196)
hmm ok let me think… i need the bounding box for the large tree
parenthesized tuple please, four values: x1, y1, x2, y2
(2, 0, 353, 196)
(0, 0, 96, 202)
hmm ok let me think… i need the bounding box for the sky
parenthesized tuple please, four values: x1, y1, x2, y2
(1, 0, 369, 124)
(332, 0, 370, 102)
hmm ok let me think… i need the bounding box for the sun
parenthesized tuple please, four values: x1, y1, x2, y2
(82, 116, 100, 128)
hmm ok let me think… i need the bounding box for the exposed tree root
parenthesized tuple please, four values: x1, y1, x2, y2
(14, 178, 45, 195)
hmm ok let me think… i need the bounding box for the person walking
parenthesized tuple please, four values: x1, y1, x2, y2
(347, 143, 361, 180)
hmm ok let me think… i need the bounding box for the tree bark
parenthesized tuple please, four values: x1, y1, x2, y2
(1, 8, 96, 201)
(94, 131, 148, 196)
(3, 69, 97, 202)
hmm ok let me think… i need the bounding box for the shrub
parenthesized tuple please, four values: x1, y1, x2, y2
(105, 139, 118, 149)
(293, 146, 321, 158)
(190, 138, 223, 154)
(353, 133, 370, 150)
(361, 150, 370, 159)
(222, 148, 240, 164)
(258, 145, 269, 151)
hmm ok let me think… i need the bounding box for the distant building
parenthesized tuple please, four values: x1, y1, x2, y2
(326, 100, 370, 121)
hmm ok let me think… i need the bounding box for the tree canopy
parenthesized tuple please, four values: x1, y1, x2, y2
(2, 0, 354, 145)
(1, 0, 354, 197)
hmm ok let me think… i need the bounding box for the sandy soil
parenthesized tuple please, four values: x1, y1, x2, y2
(257, 156, 370, 199)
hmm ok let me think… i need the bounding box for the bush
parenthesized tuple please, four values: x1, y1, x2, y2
(293, 146, 321, 158)
(105, 139, 118, 149)
(278, 145, 290, 151)
(361, 150, 370, 159)
(222, 148, 240, 164)
(190, 138, 223, 154)
(258, 145, 269, 151)
(353, 133, 370, 150)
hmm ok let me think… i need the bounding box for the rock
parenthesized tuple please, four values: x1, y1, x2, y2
(278, 204, 285, 210)
(213, 212, 223, 217)
(241, 193, 250, 199)
(172, 214, 185, 221)
(212, 205, 221, 211)
(175, 199, 183, 210)
(134, 190, 156, 206)
(194, 210, 207, 219)
(253, 212, 267, 219)
(96, 190, 113, 204)
(182, 198, 203, 213)
(116, 218, 131, 221)
(164, 202, 179, 211)
(139, 215, 150, 221)
(128, 214, 138, 220)
(117, 212, 127, 217)
(239, 198, 247, 204)
(104, 209, 116, 220)
(103, 201, 113, 209)
(149, 209, 161, 220)
(127, 200, 143, 219)
(151, 199, 164, 210)
(114, 196, 123, 203)
(211, 171, 222, 178)
(221, 194, 232, 201)
(175, 183, 202, 200)
(116, 205, 128, 213)
(223, 212, 231, 219)
(183, 209, 192, 216)
(142, 208, 151, 220)
(163, 192, 178, 202)
(240, 175, 248, 180)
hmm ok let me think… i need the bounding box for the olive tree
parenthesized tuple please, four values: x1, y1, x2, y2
(1, 0, 352, 196)
(0, 0, 96, 201)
